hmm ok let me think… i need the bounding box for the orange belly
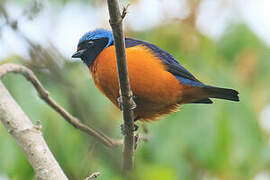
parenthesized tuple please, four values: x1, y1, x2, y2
(90, 45, 185, 121)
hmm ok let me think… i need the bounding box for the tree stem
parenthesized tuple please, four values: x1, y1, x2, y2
(106, 0, 136, 172)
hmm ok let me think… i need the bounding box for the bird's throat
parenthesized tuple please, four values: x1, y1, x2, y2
(82, 38, 110, 67)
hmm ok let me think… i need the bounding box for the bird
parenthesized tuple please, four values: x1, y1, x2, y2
(72, 29, 239, 122)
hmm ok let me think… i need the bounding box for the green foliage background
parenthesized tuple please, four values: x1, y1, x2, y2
(1, 1, 270, 180)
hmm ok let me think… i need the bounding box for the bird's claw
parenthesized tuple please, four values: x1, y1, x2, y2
(117, 95, 137, 111)
(120, 124, 139, 136)
(134, 124, 139, 131)
(130, 97, 137, 110)
(117, 96, 123, 110)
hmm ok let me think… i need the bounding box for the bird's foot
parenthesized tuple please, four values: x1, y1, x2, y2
(130, 97, 137, 110)
(120, 123, 139, 136)
(117, 96, 123, 110)
(117, 95, 137, 111)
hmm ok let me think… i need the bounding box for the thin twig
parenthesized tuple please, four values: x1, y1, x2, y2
(0, 63, 122, 148)
(106, 0, 136, 172)
(121, 4, 129, 19)
(84, 172, 101, 180)
(134, 132, 151, 150)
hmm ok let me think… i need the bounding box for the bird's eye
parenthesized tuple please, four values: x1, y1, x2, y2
(87, 41, 94, 47)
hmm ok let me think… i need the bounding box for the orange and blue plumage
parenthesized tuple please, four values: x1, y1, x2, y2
(72, 29, 239, 121)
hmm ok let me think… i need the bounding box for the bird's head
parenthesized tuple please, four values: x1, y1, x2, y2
(72, 29, 113, 66)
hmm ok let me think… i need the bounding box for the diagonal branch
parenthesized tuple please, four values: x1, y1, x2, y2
(0, 81, 68, 180)
(0, 63, 122, 148)
(106, 0, 136, 172)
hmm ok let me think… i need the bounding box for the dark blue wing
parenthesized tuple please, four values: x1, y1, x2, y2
(125, 38, 205, 87)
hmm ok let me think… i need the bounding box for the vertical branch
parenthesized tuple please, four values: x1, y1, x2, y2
(106, 0, 136, 172)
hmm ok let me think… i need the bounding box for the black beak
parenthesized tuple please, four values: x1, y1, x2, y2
(71, 49, 87, 58)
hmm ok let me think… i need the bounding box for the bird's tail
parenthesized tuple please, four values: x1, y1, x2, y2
(203, 86, 239, 102)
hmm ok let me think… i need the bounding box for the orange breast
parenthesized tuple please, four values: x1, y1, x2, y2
(90, 45, 185, 121)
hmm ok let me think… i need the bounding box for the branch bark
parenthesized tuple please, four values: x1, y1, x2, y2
(0, 81, 68, 180)
(106, 0, 136, 172)
(0, 63, 122, 147)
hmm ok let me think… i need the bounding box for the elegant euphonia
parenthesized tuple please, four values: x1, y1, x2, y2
(72, 29, 239, 121)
